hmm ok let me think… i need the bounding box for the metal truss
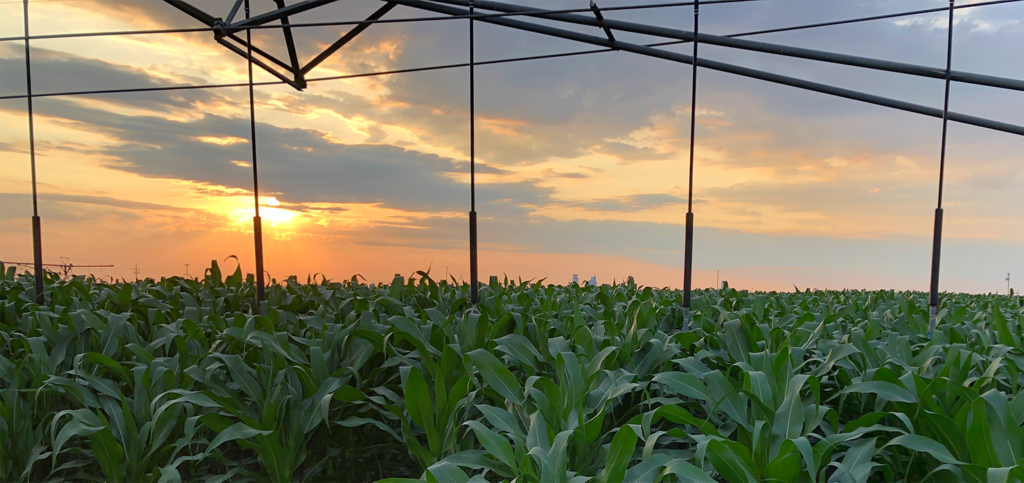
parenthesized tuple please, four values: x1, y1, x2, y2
(162, 0, 398, 90)
(154, 0, 1024, 135)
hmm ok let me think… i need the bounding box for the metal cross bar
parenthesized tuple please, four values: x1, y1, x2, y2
(589, 1, 616, 43)
(424, 0, 1024, 92)
(301, 2, 398, 75)
(222, 32, 297, 74)
(183, 0, 308, 89)
(217, 37, 305, 89)
(164, 0, 219, 26)
(226, 0, 341, 32)
(6, 33, 1024, 142)
(274, 0, 307, 88)
(7, 0, 1009, 43)
(390, 0, 1024, 136)
(4, 9, 1022, 137)
(225, 0, 245, 25)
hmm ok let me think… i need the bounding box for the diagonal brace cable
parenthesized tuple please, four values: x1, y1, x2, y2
(387, 0, 1024, 136)
(424, 0, 1024, 93)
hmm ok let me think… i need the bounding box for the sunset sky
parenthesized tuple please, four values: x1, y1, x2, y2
(0, 0, 1021, 292)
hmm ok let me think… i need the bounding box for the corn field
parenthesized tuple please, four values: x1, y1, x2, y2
(1, 261, 1023, 482)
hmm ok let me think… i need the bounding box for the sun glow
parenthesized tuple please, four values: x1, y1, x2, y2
(196, 136, 248, 145)
(204, 195, 299, 231)
(258, 206, 297, 227)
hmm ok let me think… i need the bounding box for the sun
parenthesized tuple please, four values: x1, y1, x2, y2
(267, 197, 281, 206)
(260, 206, 297, 226)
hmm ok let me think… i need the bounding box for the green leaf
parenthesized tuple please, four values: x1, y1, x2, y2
(883, 434, 961, 465)
(81, 352, 132, 384)
(204, 422, 273, 457)
(772, 375, 809, 456)
(494, 334, 541, 370)
(405, 367, 437, 443)
(477, 404, 521, 437)
(764, 450, 800, 483)
(467, 349, 524, 405)
(465, 420, 516, 470)
(426, 461, 470, 483)
(217, 354, 264, 403)
(653, 372, 710, 401)
(707, 439, 758, 483)
(831, 381, 916, 403)
(51, 409, 102, 452)
(986, 466, 1024, 483)
(391, 315, 441, 357)
(597, 426, 638, 483)
(90, 426, 125, 483)
(662, 458, 718, 483)
(623, 454, 671, 483)
(991, 305, 1016, 347)
(917, 411, 970, 463)
(967, 397, 999, 467)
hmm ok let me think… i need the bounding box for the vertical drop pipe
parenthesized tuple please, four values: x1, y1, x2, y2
(682, 0, 699, 331)
(468, 0, 479, 304)
(245, 0, 266, 303)
(928, 0, 955, 338)
(24, 0, 45, 305)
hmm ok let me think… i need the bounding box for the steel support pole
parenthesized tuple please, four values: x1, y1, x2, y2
(245, 0, 267, 304)
(928, 0, 955, 338)
(682, 0, 699, 331)
(469, 0, 479, 304)
(23, 0, 45, 305)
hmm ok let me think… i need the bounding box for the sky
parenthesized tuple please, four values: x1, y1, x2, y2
(0, 0, 1021, 292)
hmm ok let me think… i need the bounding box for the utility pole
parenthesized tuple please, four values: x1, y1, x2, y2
(184, 263, 191, 279)
(1008, 273, 1012, 295)
(133, 264, 141, 281)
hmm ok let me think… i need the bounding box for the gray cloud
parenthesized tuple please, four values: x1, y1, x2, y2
(2, 92, 551, 215)
(544, 169, 589, 179)
(0, 44, 220, 111)
(703, 179, 934, 215)
(0, 192, 182, 224)
(591, 141, 676, 163)
(566, 193, 693, 212)
(38, 193, 187, 212)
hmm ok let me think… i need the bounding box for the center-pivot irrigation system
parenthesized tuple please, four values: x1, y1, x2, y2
(6, 0, 1024, 335)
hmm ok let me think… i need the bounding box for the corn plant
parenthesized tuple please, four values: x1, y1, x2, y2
(2, 262, 1022, 482)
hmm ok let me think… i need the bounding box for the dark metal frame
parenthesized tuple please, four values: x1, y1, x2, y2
(468, 0, 479, 304)
(9, 0, 1022, 319)
(928, 0, 957, 337)
(682, 0, 699, 330)
(22, 0, 43, 304)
